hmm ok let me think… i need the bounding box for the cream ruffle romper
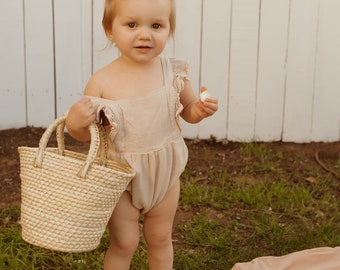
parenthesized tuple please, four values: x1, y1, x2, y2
(88, 58, 189, 214)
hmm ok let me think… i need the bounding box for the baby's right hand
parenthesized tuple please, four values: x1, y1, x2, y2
(66, 97, 97, 132)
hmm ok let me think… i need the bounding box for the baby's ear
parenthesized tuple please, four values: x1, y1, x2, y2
(106, 30, 114, 42)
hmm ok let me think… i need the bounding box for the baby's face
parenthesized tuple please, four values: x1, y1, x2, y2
(110, 0, 172, 64)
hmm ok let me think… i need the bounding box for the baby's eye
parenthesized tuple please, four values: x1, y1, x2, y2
(128, 22, 136, 28)
(152, 23, 161, 29)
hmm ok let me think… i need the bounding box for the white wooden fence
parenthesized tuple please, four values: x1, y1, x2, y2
(1, 0, 340, 142)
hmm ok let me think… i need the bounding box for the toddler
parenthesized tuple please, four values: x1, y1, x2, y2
(66, 0, 218, 269)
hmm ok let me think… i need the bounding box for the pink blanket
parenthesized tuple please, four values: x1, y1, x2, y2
(232, 247, 340, 270)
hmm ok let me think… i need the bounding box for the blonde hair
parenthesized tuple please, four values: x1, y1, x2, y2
(102, 0, 176, 40)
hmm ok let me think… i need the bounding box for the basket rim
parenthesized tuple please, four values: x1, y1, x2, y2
(18, 146, 136, 178)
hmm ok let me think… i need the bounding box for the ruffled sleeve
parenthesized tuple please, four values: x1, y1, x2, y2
(84, 96, 123, 142)
(168, 58, 190, 130)
(170, 58, 189, 93)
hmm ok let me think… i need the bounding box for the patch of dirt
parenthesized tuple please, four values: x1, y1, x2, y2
(0, 127, 339, 210)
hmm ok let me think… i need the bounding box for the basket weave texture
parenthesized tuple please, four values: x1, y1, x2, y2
(18, 116, 135, 252)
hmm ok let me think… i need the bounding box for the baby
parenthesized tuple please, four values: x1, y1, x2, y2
(66, 0, 218, 269)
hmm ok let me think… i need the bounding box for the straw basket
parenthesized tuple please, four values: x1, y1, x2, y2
(18, 116, 135, 252)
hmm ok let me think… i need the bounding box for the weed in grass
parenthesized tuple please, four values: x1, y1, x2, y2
(240, 143, 285, 174)
(180, 171, 231, 210)
(174, 250, 201, 270)
(175, 211, 238, 269)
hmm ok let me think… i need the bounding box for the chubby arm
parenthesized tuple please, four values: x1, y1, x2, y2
(180, 79, 218, 124)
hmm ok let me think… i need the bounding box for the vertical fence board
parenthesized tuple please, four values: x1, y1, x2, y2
(54, 0, 90, 116)
(199, 0, 231, 139)
(0, 0, 26, 129)
(312, 0, 340, 141)
(255, 0, 290, 141)
(283, 0, 319, 142)
(24, 0, 55, 126)
(175, 0, 202, 138)
(81, 0, 93, 88)
(227, 0, 260, 141)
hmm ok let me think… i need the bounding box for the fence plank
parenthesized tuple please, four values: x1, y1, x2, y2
(0, 0, 26, 129)
(283, 0, 319, 142)
(54, 0, 91, 116)
(81, 0, 93, 88)
(227, 0, 260, 141)
(312, 0, 340, 141)
(199, 0, 231, 139)
(24, 0, 55, 126)
(175, 0, 202, 138)
(255, 0, 290, 141)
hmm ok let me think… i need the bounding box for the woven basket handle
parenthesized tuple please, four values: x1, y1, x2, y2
(54, 117, 108, 165)
(35, 115, 106, 179)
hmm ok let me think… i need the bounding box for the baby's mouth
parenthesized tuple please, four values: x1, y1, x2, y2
(135, 46, 151, 49)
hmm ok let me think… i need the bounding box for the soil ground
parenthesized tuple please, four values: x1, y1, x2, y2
(0, 126, 339, 210)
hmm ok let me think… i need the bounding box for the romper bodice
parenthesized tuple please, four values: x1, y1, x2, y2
(87, 57, 189, 213)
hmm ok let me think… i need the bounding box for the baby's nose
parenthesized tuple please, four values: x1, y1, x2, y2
(138, 27, 151, 40)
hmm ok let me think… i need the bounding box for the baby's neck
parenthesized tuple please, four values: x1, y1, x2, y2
(117, 55, 160, 71)
(101, 56, 164, 100)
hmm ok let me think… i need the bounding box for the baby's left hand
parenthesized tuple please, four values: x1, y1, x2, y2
(196, 87, 218, 118)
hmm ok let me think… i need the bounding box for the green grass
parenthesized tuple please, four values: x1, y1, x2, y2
(1, 142, 339, 269)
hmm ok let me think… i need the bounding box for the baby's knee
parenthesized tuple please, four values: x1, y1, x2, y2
(110, 233, 140, 255)
(145, 231, 172, 249)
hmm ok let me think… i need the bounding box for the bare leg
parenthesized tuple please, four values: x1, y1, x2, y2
(143, 180, 180, 270)
(104, 191, 141, 270)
